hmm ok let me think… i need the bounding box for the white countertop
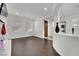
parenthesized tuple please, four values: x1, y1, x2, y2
(53, 32, 79, 56)
(53, 32, 79, 37)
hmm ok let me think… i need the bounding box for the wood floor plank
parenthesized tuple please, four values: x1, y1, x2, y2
(11, 36, 60, 56)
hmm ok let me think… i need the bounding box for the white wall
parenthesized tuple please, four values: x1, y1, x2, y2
(48, 21, 54, 37)
(63, 15, 79, 34)
(6, 13, 45, 39)
(7, 14, 35, 39)
(34, 19, 44, 38)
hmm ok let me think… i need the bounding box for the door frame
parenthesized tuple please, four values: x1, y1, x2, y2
(44, 20, 48, 38)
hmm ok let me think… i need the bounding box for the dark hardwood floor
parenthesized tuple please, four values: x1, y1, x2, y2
(11, 36, 60, 56)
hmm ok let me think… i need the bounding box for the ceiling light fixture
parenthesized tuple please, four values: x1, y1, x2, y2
(44, 8, 47, 11)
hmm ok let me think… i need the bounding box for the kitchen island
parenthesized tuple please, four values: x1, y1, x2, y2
(53, 33, 79, 56)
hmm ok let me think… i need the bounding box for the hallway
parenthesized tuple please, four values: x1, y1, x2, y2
(11, 36, 59, 56)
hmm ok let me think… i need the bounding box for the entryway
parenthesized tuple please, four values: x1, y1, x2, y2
(44, 20, 48, 39)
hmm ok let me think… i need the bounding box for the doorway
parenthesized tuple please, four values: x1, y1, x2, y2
(44, 20, 48, 38)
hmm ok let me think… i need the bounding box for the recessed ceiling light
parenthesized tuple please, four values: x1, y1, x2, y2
(44, 8, 47, 11)
(73, 24, 78, 26)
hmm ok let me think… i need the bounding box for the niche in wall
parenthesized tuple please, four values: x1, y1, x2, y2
(60, 21, 66, 33)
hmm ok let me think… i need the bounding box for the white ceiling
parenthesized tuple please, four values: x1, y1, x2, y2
(60, 3, 79, 19)
(5, 3, 79, 20)
(6, 3, 62, 20)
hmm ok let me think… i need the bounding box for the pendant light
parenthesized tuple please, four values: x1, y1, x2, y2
(0, 3, 4, 15)
(1, 23, 6, 35)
